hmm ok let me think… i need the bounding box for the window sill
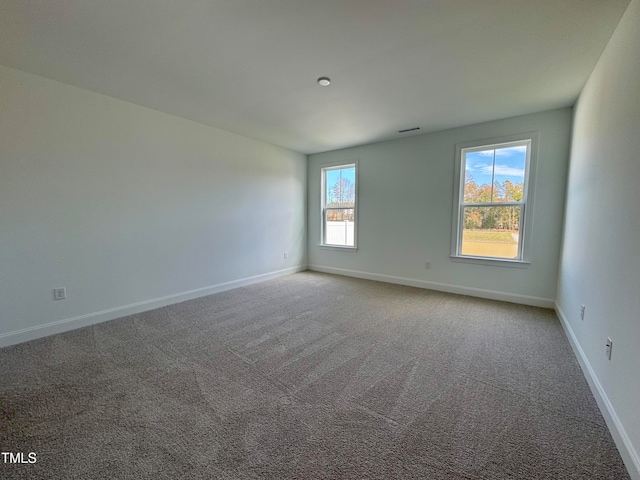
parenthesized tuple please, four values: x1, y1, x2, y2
(318, 245, 358, 252)
(450, 255, 530, 268)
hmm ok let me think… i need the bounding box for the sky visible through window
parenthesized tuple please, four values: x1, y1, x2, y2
(325, 166, 355, 205)
(465, 145, 526, 188)
(326, 168, 355, 193)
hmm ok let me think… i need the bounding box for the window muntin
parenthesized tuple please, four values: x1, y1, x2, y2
(322, 164, 356, 248)
(456, 140, 531, 261)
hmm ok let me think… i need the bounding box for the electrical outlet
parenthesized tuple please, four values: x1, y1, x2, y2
(605, 338, 613, 360)
(580, 305, 585, 320)
(53, 288, 66, 300)
(283, 252, 288, 259)
(424, 261, 431, 269)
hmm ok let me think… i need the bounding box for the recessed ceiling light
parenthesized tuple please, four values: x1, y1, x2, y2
(317, 77, 331, 86)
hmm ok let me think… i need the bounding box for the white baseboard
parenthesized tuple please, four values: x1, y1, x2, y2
(308, 264, 554, 308)
(555, 303, 640, 480)
(0, 265, 307, 349)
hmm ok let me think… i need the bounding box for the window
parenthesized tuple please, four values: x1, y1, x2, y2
(452, 135, 536, 264)
(321, 163, 357, 248)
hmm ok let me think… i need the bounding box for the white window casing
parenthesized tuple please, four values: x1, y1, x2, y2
(320, 161, 358, 250)
(450, 133, 538, 267)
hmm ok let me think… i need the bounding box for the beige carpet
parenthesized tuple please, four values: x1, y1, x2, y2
(0, 271, 630, 479)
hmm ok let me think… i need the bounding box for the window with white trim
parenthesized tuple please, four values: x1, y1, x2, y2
(321, 163, 357, 248)
(452, 137, 535, 263)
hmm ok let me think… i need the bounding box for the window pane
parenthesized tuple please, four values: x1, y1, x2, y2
(492, 145, 526, 202)
(461, 206, 521, 259)
(325, 208, 355, 246)
(464, 150, 494, 203)
(325, 166, 356, 208)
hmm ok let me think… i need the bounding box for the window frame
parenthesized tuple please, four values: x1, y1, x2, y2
(450, 133, 538, 267)
(320, 161, 358, 251)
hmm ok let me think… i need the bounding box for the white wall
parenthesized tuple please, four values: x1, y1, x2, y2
(556, 0, 640, 477)
(308, 108, 572, 306)
(0, 65, 307, 346)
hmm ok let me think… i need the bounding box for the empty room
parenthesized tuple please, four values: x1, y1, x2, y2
(1, 1, 639, 479)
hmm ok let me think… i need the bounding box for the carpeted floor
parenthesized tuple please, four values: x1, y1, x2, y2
(0, 272, 630, 479)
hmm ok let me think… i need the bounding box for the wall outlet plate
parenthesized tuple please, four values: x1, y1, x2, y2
(580, 304, 585, 320)
(605, 337, 613, 360)
(53, 288, 66, 300)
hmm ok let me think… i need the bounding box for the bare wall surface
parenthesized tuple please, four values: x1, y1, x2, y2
(556, 0, 640, 476)
(0, 65, 307, 342)
(308, 108, 572, 305)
